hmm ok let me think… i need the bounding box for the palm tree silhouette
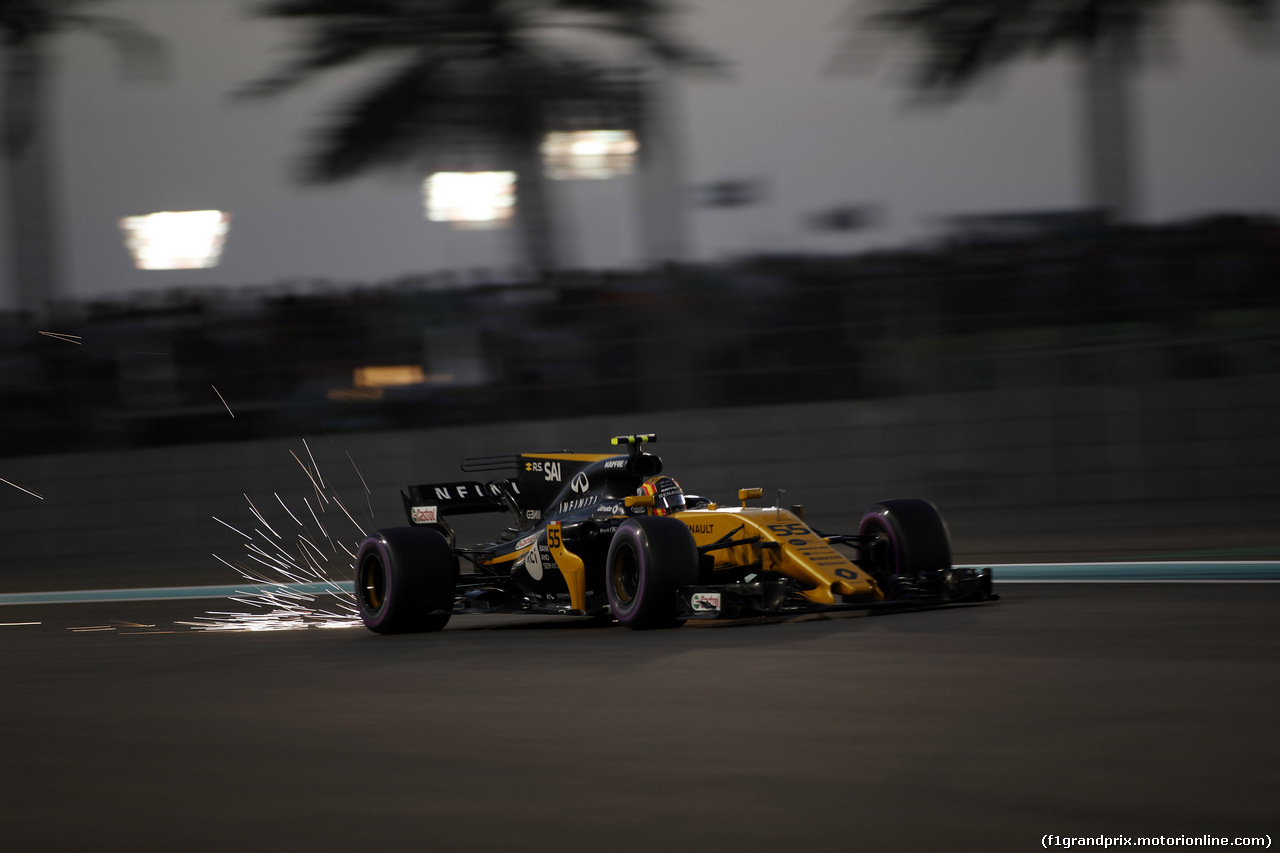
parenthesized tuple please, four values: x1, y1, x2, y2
(851, 0, 1278, 222)
(2, 0, 164, 316)
(243, 0, 716, 273)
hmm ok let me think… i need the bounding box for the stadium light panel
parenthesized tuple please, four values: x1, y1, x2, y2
(119, 210, 231, 270)
(541, 130, 638, 180)
(424, 172, 516, 229)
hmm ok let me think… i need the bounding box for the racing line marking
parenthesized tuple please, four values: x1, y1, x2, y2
(966, 561, 1280, 582)
(3, 563, 1279, 607)
(0, 582, 343, 606)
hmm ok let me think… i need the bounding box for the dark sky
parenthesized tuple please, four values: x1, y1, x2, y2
(5, 0, 1278, 307)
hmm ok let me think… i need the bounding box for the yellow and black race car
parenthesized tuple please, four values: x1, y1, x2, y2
(354, 435, 997, 633)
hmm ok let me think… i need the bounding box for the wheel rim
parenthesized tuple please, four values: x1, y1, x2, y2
(360, 553, 386, 612)
(863, 523, 897, 581)
(612, 545, 639, 606)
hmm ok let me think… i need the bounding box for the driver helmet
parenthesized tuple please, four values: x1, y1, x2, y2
(639, 476, 686, 516)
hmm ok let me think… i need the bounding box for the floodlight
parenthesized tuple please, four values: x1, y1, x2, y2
(119, 210, 231, 270)
(424, 172, 516, 229)
(542, 130, 638, 180)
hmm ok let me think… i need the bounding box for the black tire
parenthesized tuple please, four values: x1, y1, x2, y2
(355, 527, 459, 634)
(857, 498, 952, 585)
(606, 516, 699, 630)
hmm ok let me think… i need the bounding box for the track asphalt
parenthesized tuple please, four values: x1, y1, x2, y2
(2, 582, 1276, 852)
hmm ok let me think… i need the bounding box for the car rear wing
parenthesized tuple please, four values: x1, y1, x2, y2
(401, 479, 521, 527)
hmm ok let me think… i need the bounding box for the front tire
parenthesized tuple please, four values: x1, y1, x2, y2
(606, 516, 699, 630)
(857, 498, 952, 592)
(355, 527, 459, 634)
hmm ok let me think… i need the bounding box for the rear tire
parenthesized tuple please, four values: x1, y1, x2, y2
(355, 527, 459, 634)
(857, 499, 952, 590)
(606, 516, 699, 630)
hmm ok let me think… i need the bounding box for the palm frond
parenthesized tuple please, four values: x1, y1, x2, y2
(300, 47, 646, 181)
(1216, 0, 1280, 47)
(246, 0, 696, 183)
(866, 0, 1278, 97)
(550, 0, 725, 70)
(301, 52, 448, 181)
(63, 12, 169, 79)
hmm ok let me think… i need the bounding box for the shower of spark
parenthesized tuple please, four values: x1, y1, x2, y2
(184, 443, 370, 631)
(303, 438, 324, 489)
(212, 385, 235, 418)
(348, 451, 374, 518)
(38, 330, 82, 345)
(66, 620, 159, 633)
(0, 476, 43, 500)
(290, 449, 328, 506)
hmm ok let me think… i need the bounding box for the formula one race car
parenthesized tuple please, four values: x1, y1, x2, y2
(354, 435, 997, 633)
